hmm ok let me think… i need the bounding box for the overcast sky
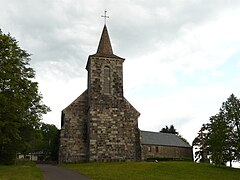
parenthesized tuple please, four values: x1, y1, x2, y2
(1, 0, 240, 144)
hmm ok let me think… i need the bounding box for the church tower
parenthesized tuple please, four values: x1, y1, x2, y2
(59, 24, 141, 163)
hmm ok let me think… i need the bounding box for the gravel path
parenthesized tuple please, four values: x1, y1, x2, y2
(38, 164, 90, 180)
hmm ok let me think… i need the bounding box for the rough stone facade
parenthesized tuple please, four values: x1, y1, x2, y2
(59, 25, 141, 163)
(142, 145, 193, 160)
(59, 25, 192, 163)
(141, 131, 193, 161)
(87, 55, 141, 162)
(59, 91, 88, 162)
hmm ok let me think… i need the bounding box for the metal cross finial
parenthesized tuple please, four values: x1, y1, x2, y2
(101, 10, 109, 25)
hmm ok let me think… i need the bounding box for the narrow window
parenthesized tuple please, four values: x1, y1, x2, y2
(156, 146, 159, 153)
(104, 66, 110, 94)
(148, 146, 151, 152)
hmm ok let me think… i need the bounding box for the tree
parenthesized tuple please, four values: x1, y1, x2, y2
(160, 125, 178, 135)
(0, 30, 50, 164)
(192, 124, 209, 163)
(160, 125, 190, 145)
(207, 113, 230, 166)
(221, 94, 240, 162)
(38, 123, 59, 161)
(193, 94, 240, 167)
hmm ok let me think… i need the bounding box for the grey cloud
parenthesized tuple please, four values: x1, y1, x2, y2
(107, 0, 240, 58)
(1, 0, 240, 78)
(1, 0, 101, 79)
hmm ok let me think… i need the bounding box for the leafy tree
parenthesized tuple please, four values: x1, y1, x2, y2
(38, 123, 59, 161)
(207, 113, 229, 166)
(221, 94, 240, 162)
(160, 125, 190, 145)
(0, 30, 50, 164)
(193, 94, 240, 167)
(160, 125, 178, 135)
(192, 124, 209, 163)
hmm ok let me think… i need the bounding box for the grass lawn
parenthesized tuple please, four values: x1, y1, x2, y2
(63, 161, 240, 180)
(0, 165, 43, 180)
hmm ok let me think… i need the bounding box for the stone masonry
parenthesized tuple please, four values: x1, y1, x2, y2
(59, 91, 88, 162)
(142, 145, 193, 160)
(59, 25, 192, 163)
(59, 25, 141, 163)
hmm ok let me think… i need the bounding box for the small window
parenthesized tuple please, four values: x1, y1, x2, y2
(156, 146, 159, 153)
(104, 66, 110, 94)
(148, 146, 151, 152)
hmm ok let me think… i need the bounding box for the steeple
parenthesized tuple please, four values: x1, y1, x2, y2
(96, 25, 113, 56)
(90, 25, 123, 59)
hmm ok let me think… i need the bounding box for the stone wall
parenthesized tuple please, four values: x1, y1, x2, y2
(86, 55, 141, 162)
(59, 51, 141, 163)
(88, 99, 141, 162)
(86, 56, 124, 102)
(59, 91, 88, 163)
(142, 144, 193, 160)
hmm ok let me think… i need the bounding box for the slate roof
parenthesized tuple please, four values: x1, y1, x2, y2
(141, 130, 191, 148)
(91, 25, 124, 59)
(96, 25, 113, 55)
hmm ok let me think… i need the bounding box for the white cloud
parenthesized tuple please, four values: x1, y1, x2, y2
(1, 0, 240, 144)
(134, 82, 233, 142)
(38, 75, 87, 127)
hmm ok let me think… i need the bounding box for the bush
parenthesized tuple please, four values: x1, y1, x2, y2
(0, 146, 16, 165)
(146, 157, 192, 162)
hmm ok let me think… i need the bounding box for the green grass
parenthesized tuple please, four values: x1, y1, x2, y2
(63, 161, 240, 180)
(0, 164, 43, 180)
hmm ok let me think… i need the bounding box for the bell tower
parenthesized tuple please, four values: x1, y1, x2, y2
(59, 19, 141, 163)
(86, 24, 141, 162)
(86, 25, 124, 103)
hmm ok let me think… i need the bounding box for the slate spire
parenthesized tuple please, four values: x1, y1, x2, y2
(90, 25, 123, 59)
(96, 25, 113, 56)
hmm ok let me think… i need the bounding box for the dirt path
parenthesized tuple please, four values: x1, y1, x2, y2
(37, 164, 90, 180)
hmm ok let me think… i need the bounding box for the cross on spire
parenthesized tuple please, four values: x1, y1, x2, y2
(101, 10, 109, 25)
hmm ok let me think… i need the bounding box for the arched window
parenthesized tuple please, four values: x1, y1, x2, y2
(104, 66, 110, 94)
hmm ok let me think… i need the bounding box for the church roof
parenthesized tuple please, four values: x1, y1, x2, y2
(97, 25, 113, 55)
(141, 131, 191, 148)
(91, 25, 124, 59)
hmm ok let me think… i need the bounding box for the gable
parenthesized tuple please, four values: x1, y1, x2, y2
(124, 98, 140, 117)
(141, 131, 191, 148)
(63, 90, 88, 111)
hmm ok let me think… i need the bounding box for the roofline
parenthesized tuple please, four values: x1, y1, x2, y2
(88, 54, 125, 60)
(142, 143, 192, 148)
(85, 55, 125, 71)
(140, 130, 192, 148)
(140, 130, 178, 135)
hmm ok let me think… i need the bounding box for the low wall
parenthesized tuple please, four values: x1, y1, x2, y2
(142, 144, 193, 161)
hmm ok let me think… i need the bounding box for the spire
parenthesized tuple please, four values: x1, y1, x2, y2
(96, 25, 113, 56)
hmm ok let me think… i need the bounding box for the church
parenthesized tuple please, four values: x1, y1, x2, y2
(59, 24, 192, 163)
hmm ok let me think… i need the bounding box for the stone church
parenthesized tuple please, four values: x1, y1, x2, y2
(59, 25, 192, 163)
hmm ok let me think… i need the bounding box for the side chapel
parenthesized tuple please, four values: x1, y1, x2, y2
(59, 24, 192, 163)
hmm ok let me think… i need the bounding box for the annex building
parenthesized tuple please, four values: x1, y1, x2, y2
(59, 25, 192, 163)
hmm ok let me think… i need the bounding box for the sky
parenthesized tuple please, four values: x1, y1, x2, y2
(1, 0, 240, 146)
